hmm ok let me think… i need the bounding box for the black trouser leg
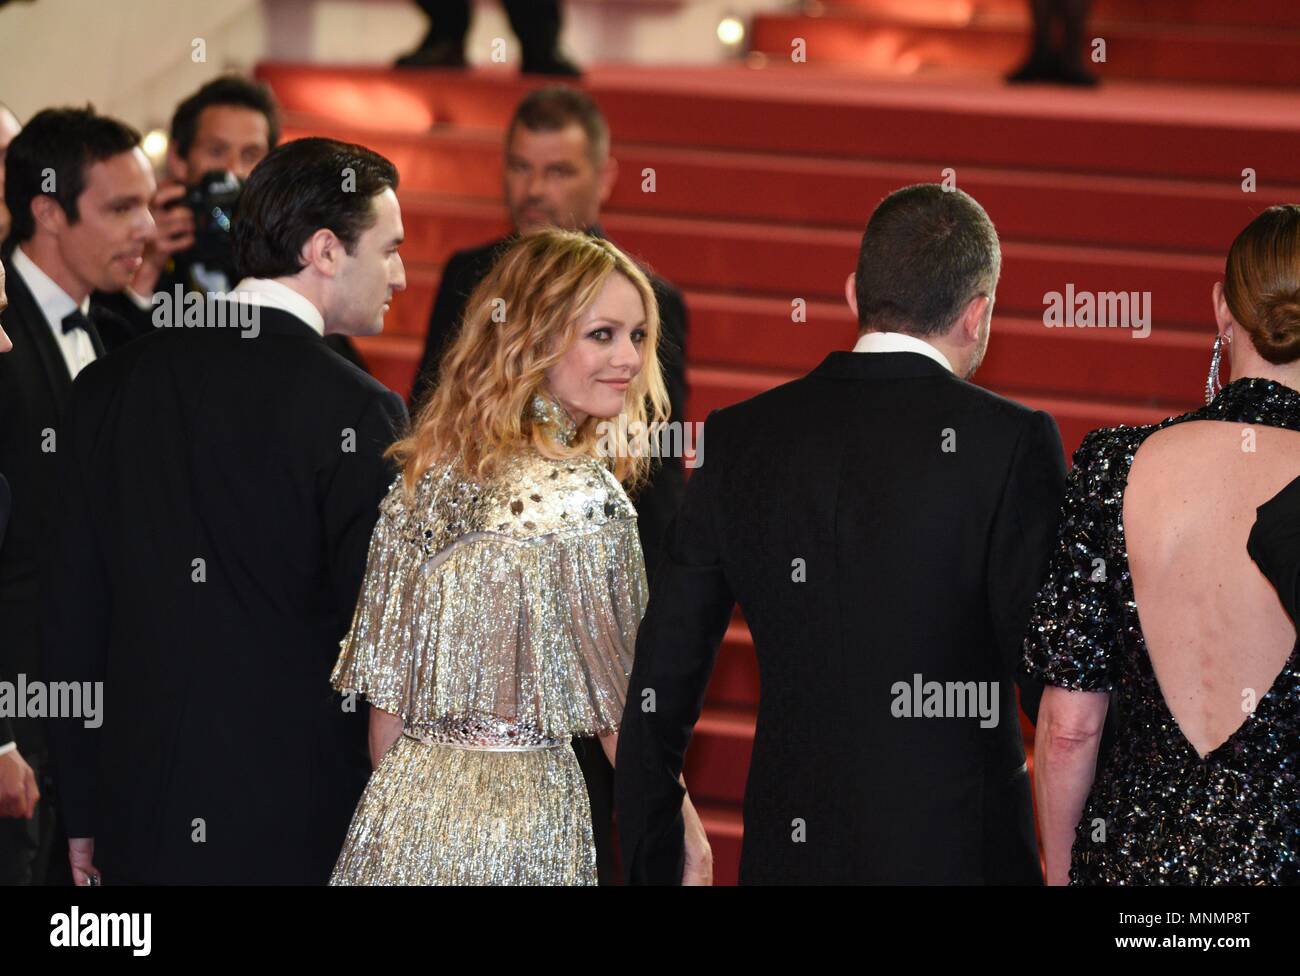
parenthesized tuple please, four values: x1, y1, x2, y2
(503, 0, 562, 63)
(43, 789, 72, 886)
(0, 748, 58, 885)
(1028, 0, 1055, 58)
(571, 735, 619, 885)
(0, 799, 42, 885)
(1061, 0, 1092, 68)
(413, 0, 471, 49)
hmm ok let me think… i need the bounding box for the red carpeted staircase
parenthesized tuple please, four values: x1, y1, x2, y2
(258, 16, 1300, 880)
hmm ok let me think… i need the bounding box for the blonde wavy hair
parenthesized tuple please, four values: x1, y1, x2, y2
(390, 229, 671, 498)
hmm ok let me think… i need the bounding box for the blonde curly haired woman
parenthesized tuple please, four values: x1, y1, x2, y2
(329, 229, 711, 885)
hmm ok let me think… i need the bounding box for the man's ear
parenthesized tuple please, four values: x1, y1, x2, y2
(598, 155, 619, 206)
(301, 228, 343, 277)
(844, 271, 858, 320)
(957, 294, 989, 343)
(30, 194, 66, 237)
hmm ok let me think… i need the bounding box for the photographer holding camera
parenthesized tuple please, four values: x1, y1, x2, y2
(104, 75, 366, 369)
(131, 75, 275, 302)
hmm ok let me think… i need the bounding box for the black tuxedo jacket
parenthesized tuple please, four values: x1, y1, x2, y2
(0, 250, 122, 758)
(40, 302, 407, 884)
(0, 472, 9, 749)
(615, 350, 1067, 884)
(408, 231, 689, 586)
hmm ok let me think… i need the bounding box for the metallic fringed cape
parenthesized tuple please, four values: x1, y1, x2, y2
(329, 406, 646, 885)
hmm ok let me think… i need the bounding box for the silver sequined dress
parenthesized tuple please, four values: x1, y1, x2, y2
(329, 397, 646, 885)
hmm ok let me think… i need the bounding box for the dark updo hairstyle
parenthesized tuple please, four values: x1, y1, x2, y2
(1223, 205, 1300, 364)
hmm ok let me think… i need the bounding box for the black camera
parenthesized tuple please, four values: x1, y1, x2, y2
(167, 169, 242, 287)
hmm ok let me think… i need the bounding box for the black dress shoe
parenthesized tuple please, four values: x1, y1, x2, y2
(1054, 61, 1100, 87)
(395, 39, 467, 69)
(1006, 52, 1058, 83)
(521, 50, 582, 77)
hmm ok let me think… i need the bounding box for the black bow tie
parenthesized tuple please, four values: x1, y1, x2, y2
(61, 309, 93, 336)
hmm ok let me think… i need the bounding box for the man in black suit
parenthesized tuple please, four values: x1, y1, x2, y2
(0, 108, 155, 885)
(0, 261, 41, 826)
(616, 184, 1068, 884)
(410, 86, 688, 884)
(41, 137, 409, 884)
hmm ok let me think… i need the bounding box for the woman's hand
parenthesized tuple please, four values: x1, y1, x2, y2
(69, 838, 101, 885)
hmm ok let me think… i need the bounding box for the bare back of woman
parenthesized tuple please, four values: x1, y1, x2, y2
(1124, 422, 1300, 758)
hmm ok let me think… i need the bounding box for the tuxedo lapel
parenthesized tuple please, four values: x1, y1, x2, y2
(83, 311, 107, 358)
(2, 256, 73, 399)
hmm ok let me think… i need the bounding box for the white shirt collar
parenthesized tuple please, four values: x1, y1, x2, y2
(852, 330, 953, 373)
(230, 277, 326, 336)
(12, 245, 90, 326)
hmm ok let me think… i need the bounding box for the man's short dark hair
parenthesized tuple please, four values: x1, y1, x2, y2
(232, 137, 398, 279)
(854, 184, 1001, 337)
(170, 75, 281, 159)
(3, 106, 141, 245)
(507, 86, 609, 163)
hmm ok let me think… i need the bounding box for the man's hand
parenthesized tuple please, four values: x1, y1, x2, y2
(69, 838, 101, 885)
(133, 183, 195, 297)
(0, 749, 39, 818)
(681, 792, 713, 886)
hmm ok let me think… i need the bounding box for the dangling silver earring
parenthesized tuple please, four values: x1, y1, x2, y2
(1205, 333, 1225, 404)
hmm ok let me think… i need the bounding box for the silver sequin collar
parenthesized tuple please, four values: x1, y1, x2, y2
(530, 393, 579, 446)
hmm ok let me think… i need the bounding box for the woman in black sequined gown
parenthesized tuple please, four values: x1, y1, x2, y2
(1023, 206, 1300, 884)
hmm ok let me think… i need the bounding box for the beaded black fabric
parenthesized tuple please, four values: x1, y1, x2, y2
(1023, 378, 1300, 884)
